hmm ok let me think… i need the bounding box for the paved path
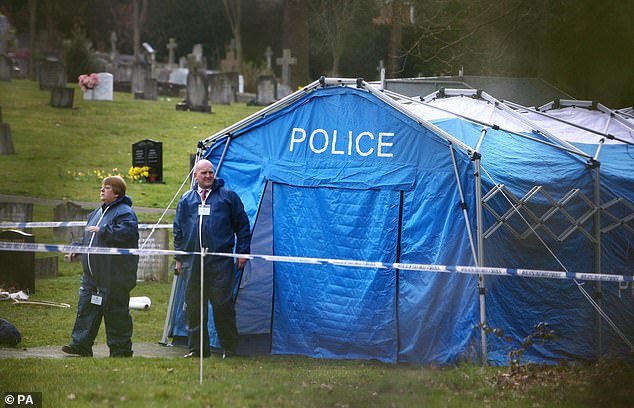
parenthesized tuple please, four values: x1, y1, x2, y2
(0, 343, 187, 359)
(0, 194, 174, 215)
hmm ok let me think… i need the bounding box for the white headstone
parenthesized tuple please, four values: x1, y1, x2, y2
(169, 68, 188, 85)
(92, 72, 113, 101)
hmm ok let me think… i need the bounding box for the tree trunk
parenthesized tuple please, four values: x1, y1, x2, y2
(29, 0, 37, 79)
(282, 0, 309, 87)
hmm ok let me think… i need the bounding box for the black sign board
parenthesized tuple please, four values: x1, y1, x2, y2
(0, 230, 35, 293)
(132, 139, 163, 182)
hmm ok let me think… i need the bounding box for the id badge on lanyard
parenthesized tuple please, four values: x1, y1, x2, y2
(198, 204, 210, 216)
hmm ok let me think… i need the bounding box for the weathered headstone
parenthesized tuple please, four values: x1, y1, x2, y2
(181, 71, 211, 113)
(0, 202, 33, 223)
(132, 139, 163, 182)
(131, 62, 149, 94)
(137, 228, 169, 282)
(143, 78, 158, 100)
(35, 256, 58, 278)
(93, 72, 114, 101)
(50, 87, 74, 108)
(0, 230, 35, 293)
(0, 107, 13, 155)
(52, 202, 91, 242)
(208, 72, 238, 105)
(0, 15, 10, 56)
(0, 54, 12, 81)
(38, 60, 66, 90)
(255, 76, 277, 106)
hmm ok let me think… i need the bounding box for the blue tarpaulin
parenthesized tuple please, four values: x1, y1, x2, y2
(169, 84, 634, 365)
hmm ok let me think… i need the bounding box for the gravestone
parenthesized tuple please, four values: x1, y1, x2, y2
(53, 202, 91, 242)
(93, 72, 114, 101)
(220, 49, 240, 73)
(0, 230, 35, 293)
(0, 107, 14, 155)
(0, 202, 33, 223)
(35, 256, 58, 278)
(38, 60, 66, 90)
(276, 48, 296, 87)
(131, 62, 149, 94)
(178, 71, 211, 113)
(208, 72, 238, 105)
(50, 87, 74, 108)
(0, 54, 12, 81)
(132, 139, 163, 183)
(169, 68, 188, 86)
(166, 38, 178, 69)
(136, 228, 169, 282)
(0, 122, 13, 154)
(143, 78, 158, 100)
(255, 76, 277, 106)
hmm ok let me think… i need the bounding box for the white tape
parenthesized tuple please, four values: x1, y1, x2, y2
(0, 242, 631, 283)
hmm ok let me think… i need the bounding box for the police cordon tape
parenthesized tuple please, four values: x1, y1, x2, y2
(0, 221, 172, 229)
(0, 241, 632, 283)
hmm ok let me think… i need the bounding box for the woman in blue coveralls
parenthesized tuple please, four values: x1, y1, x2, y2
(62, 176, 139, 357)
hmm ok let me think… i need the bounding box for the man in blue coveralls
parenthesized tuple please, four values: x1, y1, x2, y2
(173, 159, 251, 358)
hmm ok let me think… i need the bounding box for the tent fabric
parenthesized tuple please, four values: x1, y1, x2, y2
(168, 83, 634, 365)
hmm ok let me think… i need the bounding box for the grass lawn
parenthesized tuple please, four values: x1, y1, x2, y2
(1, 80, 633, 407)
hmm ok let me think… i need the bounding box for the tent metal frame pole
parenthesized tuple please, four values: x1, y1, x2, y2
(356, 82, 474, 155)
(594, 164, 603, 359)
(474, 154, 487, 365)
(449, 144, 478, 263)
(506, 100, 634, 146)
(385, 89, 592, 161)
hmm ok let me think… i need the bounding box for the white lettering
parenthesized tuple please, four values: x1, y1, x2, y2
(356, 132, 374, 156)
(347, 130, 353, 155)
(289, 128, 306, 152)
(331, 129, 344, 155)
(618, 281, 632, 299)
(309, 129, 329, 153)
(288, 128, 395, 158)
(377, 132, 394, 157)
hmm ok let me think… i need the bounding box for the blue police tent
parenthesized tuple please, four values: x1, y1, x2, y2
(167, 79, 634, 365)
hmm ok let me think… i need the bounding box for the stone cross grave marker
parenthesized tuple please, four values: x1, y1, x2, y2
(220, 49, 240, 73)
(276, 48, 296, 87)
(38, 60, 66, 90)
(110, 31, 118, 59)
(166, 38, 178, 69)
(137, 228, 169, 282)
(132, 139, 163, 182)
(265, 46, 273, 71)
(0, 230, 35, 293)
(0, 54, 12, 81)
